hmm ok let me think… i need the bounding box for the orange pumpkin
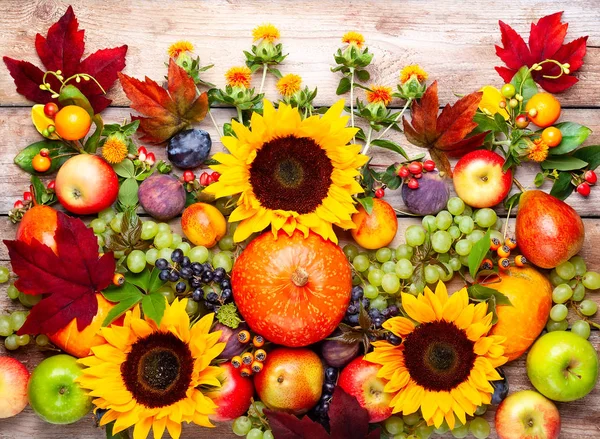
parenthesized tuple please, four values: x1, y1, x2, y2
(232, 231, 352, 347)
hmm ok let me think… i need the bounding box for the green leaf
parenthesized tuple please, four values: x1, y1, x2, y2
(113, 160, 136, 178)
(141, 293, 167, 326)
(503, 192, 521, 210)
(356, 69, 370, 82)
(380, 164, 401, 190)
(547, 122, 591, 155)
(357, 197, 374, 214)
(14, 140, 73, 174)
(84, 115, 104, 153)
(125, 269, 151, 291)
(468, 284, 513, 306)
(30, 176, 46, 206)
(102, 282, 143, 303)
(105, 421, 131, 439)
(102, 294, 143, 326)
(493, 113, 509, 136)
(58, 85, 94, 117)
(534, 172, 545, 187)
(572, 145, 600, 170)
(370, 139, 409, 159)
(118, 178, 139, 207)
(147, 268, 166, 294)
(487, 295, 499, 325)
(541, 156, 588, 171)
(510, 66, 538, 105)
(468, 230, 491, 279)
(336, 77, 351, 95)
(550, 171, 574, 200)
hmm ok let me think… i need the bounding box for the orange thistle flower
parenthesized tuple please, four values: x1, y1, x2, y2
(276, 74, 302, 97)
(400, 65, 428, 84)
(528, 138, 549, 162)
(252, 23, 280, 43)
(225, 66, 252, 89)
(342, 31, 365, 48)
(167, 41, 194, 58)
(102, 133, 128, 164)
(366, 85, 393, 106)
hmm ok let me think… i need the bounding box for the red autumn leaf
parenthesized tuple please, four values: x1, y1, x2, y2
(495, 12, 588, 93)
(4, 212, 115, 336)
(402, 81, 487, 176)
(3, 6, 127, 113)
(265, 387, 381, 439)
(118, 59, 209, 143)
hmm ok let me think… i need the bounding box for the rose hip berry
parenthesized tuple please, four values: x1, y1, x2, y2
(408, 162, 422, 174)
(397, 166, 410, 178)
(374, 188, 385, 198)
(515, 114, 529, 129)
(44, 102, 59, 118)
(584, 170, 597, 184)
(407, 178, 419, 189)
(210, 172, 221, 183)
(47, 180, 56, 190)
(23, 191, 33, 201)
(423, 160, 435, 172)
(199, 172, 211, 186)
(577, 182, 591, 197)
(183, 170, 195, 183)
(13, 200, 24, 209)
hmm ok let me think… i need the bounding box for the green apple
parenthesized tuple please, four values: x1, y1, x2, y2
(526, 331, 598, 402)
(28, 354, 93, 424)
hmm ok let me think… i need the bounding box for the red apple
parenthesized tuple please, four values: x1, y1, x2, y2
(495, 390, 560, 439)
(254, 347, 323, 415)
(453, 150, 513, 208)
(338, 357, 392, 423)
(55, 154, 119, 215)
(0, 356, 30, 418)
(205, 362, 254, 422)
(516, 190, 584, 268)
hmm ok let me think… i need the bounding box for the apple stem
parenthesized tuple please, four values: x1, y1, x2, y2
(513, 177, 526, 192)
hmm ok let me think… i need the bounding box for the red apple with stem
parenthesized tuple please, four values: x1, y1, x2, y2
(453, 150, 513, 208)
(0, 356, 30, 418)
(206, 362, 254, 422)
(495, 390, 561, 439)
(55, 154, 119, 215)
(338, 357, 392, 423)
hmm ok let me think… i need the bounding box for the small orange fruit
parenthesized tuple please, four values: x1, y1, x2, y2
(350, 199, 398, 249)
(181, 202, 227, 248)
(54, 105, 92, 140)
(32, 154, 51, 172)
(541, 126, 562, 147)
(525, 93, 561, 128)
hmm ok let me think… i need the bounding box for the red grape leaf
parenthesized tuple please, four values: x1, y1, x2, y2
(3, 6, 127, 113)
(265, 387, 380, 439)
(4, 212, 115, 336)
(495, 12, 588, 93)
(402, 81, 487, 176)
(118, 59, 209, 143)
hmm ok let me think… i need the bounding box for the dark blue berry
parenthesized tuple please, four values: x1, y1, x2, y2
(180, 267, 193, 279)
(325, 367, 337, 383)
(181, 256, 191, 267)
(347, 314, 359, 325)
(168, 271, 180, 282)
(204, 301, 214, 310)
(192, 289, 203, 302)
(381, 307, 391, 317)
(159, 269, 170, 281)
(373, 317, 384, 328)
(387, 333, 402, 346)
(190, 278, 201, 288)
(321, 402, 330, 413)
(206, 292, 219, 303)
(351, 286, 364, 301)
(324, 382, 335, 394)
(171, 249, 184, 263)
(491, 368, 509, 404)
(368, 309, 381, 319)
(175, 281, 187, 294)
(361, 298, 370, 309)
(156, 258, 169, 270)
(167, 128, 212, 169)
(203, 271, 214, 282)
(221, 289, 232, 301)
(220, 279, 231, 289)
(191, 262, 204, 275)
(388, 305, 399, 316)
(346, 304, 358, 315)
(214, 267, 226, 277)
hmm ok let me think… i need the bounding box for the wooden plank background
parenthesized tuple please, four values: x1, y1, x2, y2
(0, 1, 599, 438)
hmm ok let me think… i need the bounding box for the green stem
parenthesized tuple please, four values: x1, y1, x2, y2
(350, 69, 355, 142)
(236, 107, 244, 125)
(259, 63, 268, 94)
(208, 109, 222, 138)
(361, 127, 373, 156)
(376, 98, 412, 140)
(492, 140, 511, 146)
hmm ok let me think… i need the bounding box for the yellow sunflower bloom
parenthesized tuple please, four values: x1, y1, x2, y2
(252, 23, 280, 43)
(528, 139, 549, 162)
(168, 41, 194, 58)
(225, 66, 252, 89)
(342, 31, 365, 48)
(205, 99, 368, 243)
(102, 133, 128, 164)
(366, 85, 393, 107)
(365, 282, 507, 430)
(400, 65, 428, 84)
(76, 299, 225, 439)
(277, 74, 302, 97)
(479, 86, 509, 120)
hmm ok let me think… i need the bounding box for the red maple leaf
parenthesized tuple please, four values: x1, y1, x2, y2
(265, 387, 381, 439)
(402, 81, 487, 176)
(3, 6, 127, 113)
(4, 212, 115, 336)
(495, 12, 588, 93)
(118, 59, 209, 143)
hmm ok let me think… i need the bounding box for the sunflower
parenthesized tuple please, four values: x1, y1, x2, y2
(225, 66, 252, 89)
(168, 41, 194, 58)
(252, 23, 280, 43)
(366, 85, 393, 107)
(277, 74, 302, 97)
(365, 283, 507, 430)
(528, 138, 549, 162)
(76, 299, 225, 439)
(400, 65, 428, 84)
(205, 99, 368, 243)
(102, 133, 128, 164)
(342, 31, 365, 48)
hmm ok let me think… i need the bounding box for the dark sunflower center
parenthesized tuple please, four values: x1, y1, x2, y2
(403, 320, 476, 391)
(249, 135, 333, 214)
(121, 331, 194, 408)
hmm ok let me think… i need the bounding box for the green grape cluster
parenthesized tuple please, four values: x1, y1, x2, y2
(232, 401, 274, 438)
(547, 255, 599, 338)
(0, 310, 30, 351)
(380, 409, 491, 438)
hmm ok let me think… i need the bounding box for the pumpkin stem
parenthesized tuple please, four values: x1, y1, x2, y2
(291, 267, 309, 287)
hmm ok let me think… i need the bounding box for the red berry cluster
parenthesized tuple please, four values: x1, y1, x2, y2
(182, 170, 221, 185)
(136, 146, 156, 166)
(231, 330, 267, 377)
(397, 159, 436, 190)
(576, 170, 597, 197)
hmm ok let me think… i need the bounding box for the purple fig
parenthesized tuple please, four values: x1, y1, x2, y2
(401, 171, 449, 215)
(214, 322, 248, 360)
(138, 174, 186, 220)
(321, 338, 361, 368)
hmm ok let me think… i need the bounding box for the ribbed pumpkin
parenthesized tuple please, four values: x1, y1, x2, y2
(232, 231, 352, 347)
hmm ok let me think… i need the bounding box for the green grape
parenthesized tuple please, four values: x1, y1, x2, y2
(546, 319, 569, 332)
(364, 285, 379, 299)
(159, 288, 176, 304)
(467, 229, 485, 244)
(474, 404, 488, 415)
(154, 232, 173, 250)
(382, 261, 396, 273)
(110, 212, 124, 233)
(0, 316, 12, 337)
(17, 334, 30, 346)
(458, 216, 474, 234)
(368, 269, 384, 287)
(6, 284, 20, 300)
(141, 220, 159, 240)
(454, 215, 463, 225)
(451, 422, 469, 438)
(405, 225, 426, 247)
(189, 246, 210, 263)
(232, 416, 253, 436)
(343, 244, 359, 261)
(571, 320, 591, 339)
(424, 265, 439, 284)
(548, 269, 564, 287)
(449, 257, 462, 272)
(492, 218, 503, 231)
(422, 215, 437, 232)
(447, 197, 465, 216)
(448, 225, 461, 240)
(437, 252, 450, 263)
(579, 299, 598, 316)
(263, 431, 274, 439)
(0, 267, 9, 284)
(96, 234, 105, 249)
(36, 334, 49, 346)
(402, 412, 421, 426)
(215, 197, 235, 215)
(18, 292, 41, 308)
(459, 255, 470, 266)
(382, 273, 401, 294)
(177, 242, 191, 255)
(371, 296, 388, 310)
(219, 235, 235, 251)
(353, 255, 370, 272)
(437, 264, 454, 282)
(213, 252, 233, 272)
(157, 223, 171, 234)
(113, 250, 125, 260)
(145, 248, 159, 266)
(90, 218, 107, 234)
(10, 311, 28, 332)
(384, 416, 405, 435)
(171, 233, 183, 248)
(462, 205, 473, 217)
(582, 271, 600, 290)
(98, 208, 116, 222)
(4, 334, 19, 351)
(395, 259, 414, 280)
(572, 283, 586, 301)
(550, 304, 568, 321)
(408, 283, 424, 295)
(570, 255, 587, 276)
(415, 424, 434, 439)
(185, 299, 199, 315)
(469, 417, 490, 439)
(395, 244, 414, 260)
(433, 421, 450, 434)
(376, 247, 393, 263)
(552, 284, 573, 304)
(556, 261, 576, 280)
(158, 247, 173, 262)
(127, 250, 147, 274)
(454, 239, 472, 256)
(435, 210, 453, 231)
(392, 434, 408, 439)
(431, 231, 452, 254)
(474, 208, 497, 228)
(368, 262, 380, 272)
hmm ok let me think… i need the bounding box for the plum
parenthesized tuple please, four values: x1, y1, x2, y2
(167, 129, 211, 169)
(214, 322, 248, 360)
(491, 368, 509, 404)
(138, 174, 186, 220)
(401, 171, 449, 215)
(321, 338, 361, 368)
